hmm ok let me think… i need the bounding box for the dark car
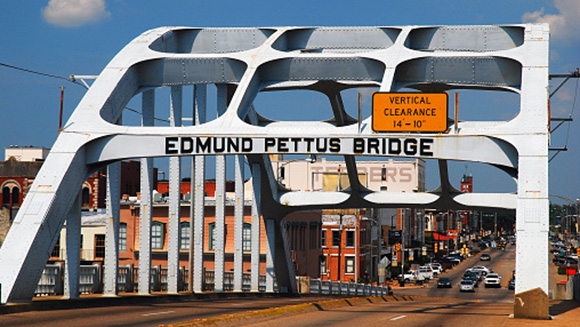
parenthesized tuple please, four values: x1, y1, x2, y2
(480, 253, 491, 261)
(437, 277, 452, 288)
(462, 272, 480, 287)
(508, 277, 515, 290)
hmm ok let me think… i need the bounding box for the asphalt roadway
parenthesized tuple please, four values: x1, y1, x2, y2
(1, 243, 580, 326)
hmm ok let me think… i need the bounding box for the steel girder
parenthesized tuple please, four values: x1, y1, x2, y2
(0, 25, 548, 311)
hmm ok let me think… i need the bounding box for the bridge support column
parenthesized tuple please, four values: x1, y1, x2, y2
(138, 89, 155, 295)
(233, 155, 245, 292)
(274, 218, 298, 293)
(64, 193, 81, 299)
(265, 218, 275, 292)
(514, 155, 549, 319)
(104, 161, 121, 296)
(168, 85, 182, 294)
(250, 163, 261, 292)
(191, 85, 206, 293)
(214, 84, 229, 292)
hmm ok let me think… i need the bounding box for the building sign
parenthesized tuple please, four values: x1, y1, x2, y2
(322, 215, 357, 227)
(389, 230, 402, 239)
(372, 93, 448, 133)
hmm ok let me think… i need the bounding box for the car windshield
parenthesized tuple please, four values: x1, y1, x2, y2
(439, 278, 450, 282)
(487, 274, 499, 278)
(461, 280, 472, 285)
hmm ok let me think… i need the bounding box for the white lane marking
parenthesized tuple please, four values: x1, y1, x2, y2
(391, 315, 407, 321)
(232, 303, 254, 306)
(142, 310, 175, 317)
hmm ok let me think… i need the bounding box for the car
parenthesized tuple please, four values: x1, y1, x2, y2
(508, 277, 515, 290)
(467, 266, 492, 276)
(459, 279, 475, 292)
(484, 273, 502, 288)
(462, 272, 480, 287)
(427, 263, 443, 275)
(441, 256, 461, 265)
(480, 253, 491, 261)
(437, 277, 452, 288)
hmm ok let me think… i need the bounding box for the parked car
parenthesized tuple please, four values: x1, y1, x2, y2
(459, 279, 476, 292)
(437, 277, 452, 288)
(508, 277, 515, 290)
(480, 253, 491, 261)
(427, 263, 443, 276)
(484, 273, 502, 288)
(441, 256, 461, 265)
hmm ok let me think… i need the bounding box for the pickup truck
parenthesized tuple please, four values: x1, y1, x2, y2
(399, 269, 427, 282)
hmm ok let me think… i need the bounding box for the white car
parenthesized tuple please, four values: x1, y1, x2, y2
(459, 279, 475, 292)
(427, 263, 443, 275)
(467, 266, 492, 276)
(484, 273, 502, 288)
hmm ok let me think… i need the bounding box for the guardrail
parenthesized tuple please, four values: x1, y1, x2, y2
(308, 278, 390, 296)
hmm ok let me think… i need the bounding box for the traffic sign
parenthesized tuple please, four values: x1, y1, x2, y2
(372, 93, 448, 132)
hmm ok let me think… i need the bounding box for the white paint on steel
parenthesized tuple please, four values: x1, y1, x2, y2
(0, 25, 549, 305)
(104, 161, 121, 296)
(64, 193, 81, 299)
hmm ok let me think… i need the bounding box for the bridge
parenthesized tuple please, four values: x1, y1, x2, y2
(0, 24, 549, 319)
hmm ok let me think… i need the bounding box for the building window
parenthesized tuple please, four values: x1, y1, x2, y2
(95, 234, 106, 258)
(243, 223, 251, 252)
(309, 223, 318, 249)
(151, 222, 164, 249)
(2, 187, 10, 206)
(332, 230, 341, 247)
(82, 187, 90, 206)
(321, 230, 326, 248)
(345, 257, 355, 274)
(11, 187, 19, 206)
(180, 222, 190, 250)
(320, 255, 327, 274)
(209, 222, 215, 251)
(346, 230, 355, 247)
(299, 224, 306, 250)
(51, 236, 60, 258)
(119, 223, 127, 252)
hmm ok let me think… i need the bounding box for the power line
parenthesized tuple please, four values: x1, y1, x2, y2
(0, 61, 87, 89)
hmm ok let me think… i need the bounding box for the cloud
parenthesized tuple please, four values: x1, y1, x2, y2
(522, 0, 580, 41)
(43, 0, 110, 27)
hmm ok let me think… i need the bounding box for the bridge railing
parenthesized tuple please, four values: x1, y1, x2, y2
(33, 264, 389, 297)
(307, 278, 391, 296)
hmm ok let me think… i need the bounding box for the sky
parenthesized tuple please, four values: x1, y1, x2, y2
(0, 0, 579, 205)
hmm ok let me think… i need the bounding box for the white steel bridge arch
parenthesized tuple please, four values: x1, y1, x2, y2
(0, 24, 549, 318)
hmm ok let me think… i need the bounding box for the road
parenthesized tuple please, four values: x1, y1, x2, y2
(2, 242, 576, 327)
(395, 243, 516, 302)
(0, 295, 336, 327)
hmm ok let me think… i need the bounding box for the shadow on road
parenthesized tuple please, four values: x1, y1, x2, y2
(550, 300, 580, 316)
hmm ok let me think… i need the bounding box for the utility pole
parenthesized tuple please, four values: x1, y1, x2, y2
(337, 213, 343, 281)
(59, 86, 64, 134)
(401, 209, 405, 272)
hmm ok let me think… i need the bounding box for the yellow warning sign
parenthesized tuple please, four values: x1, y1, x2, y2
(372, 93, 448, 132)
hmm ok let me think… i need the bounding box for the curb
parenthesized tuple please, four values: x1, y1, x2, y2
(164, 296, 398, 327)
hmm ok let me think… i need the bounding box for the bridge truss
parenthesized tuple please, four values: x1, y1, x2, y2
(0, 24, 549, 318)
